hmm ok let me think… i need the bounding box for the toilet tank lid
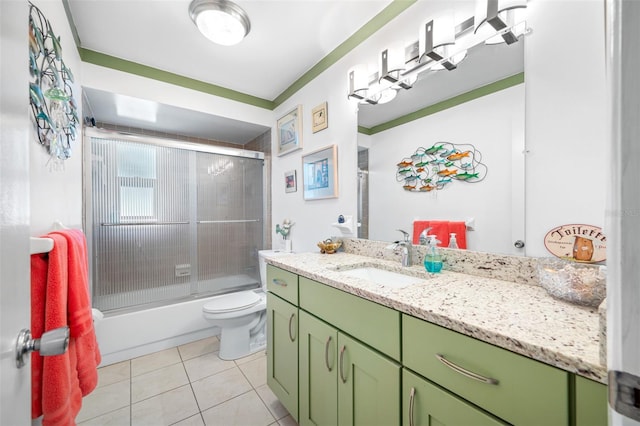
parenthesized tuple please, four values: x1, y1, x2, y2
(203, 291, 261, 313)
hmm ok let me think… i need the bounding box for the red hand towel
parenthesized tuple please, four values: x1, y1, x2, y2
(412, 221, 431, 244)
(448, 221, 467, 249)
(50, 229, 101, 396)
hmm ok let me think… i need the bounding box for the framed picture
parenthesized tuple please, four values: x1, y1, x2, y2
(312, 102, 328, 133)
(277, 105, 303, 156)
(302, 145, 338, 200)
(285, 170, 297, 193)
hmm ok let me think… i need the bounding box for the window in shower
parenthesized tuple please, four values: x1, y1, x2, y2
(117, 143, 156, 220)
(88, 134, 264, 312)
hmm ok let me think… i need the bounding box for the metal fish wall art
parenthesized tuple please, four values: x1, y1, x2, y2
(395, 142, 488, 192)
(28, 2, 79, 161)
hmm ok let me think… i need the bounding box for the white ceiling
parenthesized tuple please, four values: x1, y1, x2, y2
(68, 1, 524, 144)
(69, 0, 395, 144)
(69, 0, 391, 101)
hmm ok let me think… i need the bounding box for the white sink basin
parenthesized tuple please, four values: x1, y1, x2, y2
(338, 267, 425, 289)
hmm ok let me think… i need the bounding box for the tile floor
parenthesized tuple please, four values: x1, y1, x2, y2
(77, 336, 297, 426)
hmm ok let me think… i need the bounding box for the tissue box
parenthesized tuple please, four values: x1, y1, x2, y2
(536, 258, 606, 307)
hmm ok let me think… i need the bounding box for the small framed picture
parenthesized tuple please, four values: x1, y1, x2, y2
(277, 105, 303, 156)
(302, 144, 338, 200)
(312, 102, 328, 133)
(285, 170, 297, 193)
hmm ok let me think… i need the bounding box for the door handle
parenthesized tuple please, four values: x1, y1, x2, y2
(15, 326, 70, 369)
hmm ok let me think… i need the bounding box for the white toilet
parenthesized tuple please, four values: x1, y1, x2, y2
(202, 250, 288, 360)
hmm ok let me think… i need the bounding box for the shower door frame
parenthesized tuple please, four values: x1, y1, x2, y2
(83, 127, 266, 311)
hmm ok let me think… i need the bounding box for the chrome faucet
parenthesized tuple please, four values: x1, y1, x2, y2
(389, 229, 412, 267)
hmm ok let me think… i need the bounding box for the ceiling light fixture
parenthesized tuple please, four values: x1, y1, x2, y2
(189, 0, 251, 46)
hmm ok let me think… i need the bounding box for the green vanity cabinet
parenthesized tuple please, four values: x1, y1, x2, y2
(403, 314, 569, 426)
(267, 264, 606, 426)
(266, 292, 299, 421)
(575, 375, 608, 426)
(402, 368, 506, 426)
(298, 310, 401, 426)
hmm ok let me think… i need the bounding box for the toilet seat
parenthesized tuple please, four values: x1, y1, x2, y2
(203, 291, 262, 314)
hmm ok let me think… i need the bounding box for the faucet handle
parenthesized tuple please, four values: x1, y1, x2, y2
(396, 229, 410, 242)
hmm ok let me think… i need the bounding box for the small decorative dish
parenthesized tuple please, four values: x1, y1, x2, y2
(317, 239, 342, 254)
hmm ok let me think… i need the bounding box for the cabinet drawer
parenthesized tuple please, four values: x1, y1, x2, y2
(403, 315, 568, 426)
(403, 368, 506, 426)
(299, 277, 401, 361)
(266, 264, 298, 305)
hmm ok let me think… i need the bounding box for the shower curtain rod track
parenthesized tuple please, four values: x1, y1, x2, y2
(100, 221, 190, 226)
(197, 219, 261, 224)
(100, 219, 261, 226)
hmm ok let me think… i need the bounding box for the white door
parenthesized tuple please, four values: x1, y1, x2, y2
(608, 0, 640, 425)
(1, 1, 32, 424)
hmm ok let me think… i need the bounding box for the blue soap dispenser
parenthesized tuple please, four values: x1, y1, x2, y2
(424, 235, 443, 273)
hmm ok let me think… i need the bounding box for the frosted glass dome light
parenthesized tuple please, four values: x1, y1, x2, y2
(189, 0, 251, 46)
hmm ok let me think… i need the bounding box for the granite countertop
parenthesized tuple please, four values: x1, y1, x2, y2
(266, 251, 606, 384)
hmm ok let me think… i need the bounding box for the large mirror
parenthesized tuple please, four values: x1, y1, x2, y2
(357, 36, 525, 255)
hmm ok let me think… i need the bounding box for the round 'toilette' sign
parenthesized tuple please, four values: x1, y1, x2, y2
(544, 224, 606, 263)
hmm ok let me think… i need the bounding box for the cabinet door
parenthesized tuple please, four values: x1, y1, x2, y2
(575, 376, 608, 426)
(337, 333, 401, 426)
(403, 369, 507, 426)
(299, 311, 338, 426)
(267, 293, 299, 420)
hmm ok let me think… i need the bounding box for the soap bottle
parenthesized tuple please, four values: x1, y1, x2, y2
(448, 233, 459, 249)
(424, 235, 443, 273)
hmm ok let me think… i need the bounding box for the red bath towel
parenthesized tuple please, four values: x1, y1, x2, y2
(51, 229, 101, 396)
(31, 230, 101, 425)
(412, 220, 467, 249)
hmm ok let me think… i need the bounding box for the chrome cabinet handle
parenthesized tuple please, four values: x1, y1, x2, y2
(435, 354, 499, 385)
(288, 313, 295, 342)
(272, 278, 287, 287)
(408, 387, 416, 426)
(339, 345, 347, 383)
(324, 336, 333, 372)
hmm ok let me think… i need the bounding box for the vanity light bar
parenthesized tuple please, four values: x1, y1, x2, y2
(349, 11, 528, 106)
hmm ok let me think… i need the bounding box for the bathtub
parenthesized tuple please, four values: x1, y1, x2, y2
(94, 296, 221, 366)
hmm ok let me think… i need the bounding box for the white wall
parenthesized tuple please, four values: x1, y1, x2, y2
(272, 0, 606, 258)
(36, 0, 607, 258)
(270, 1, 477, 253)
(524, 0, 607, 257)
(271, 64, 360, 253)
(368, 85, 525, 255)
(29, 0, 84, 236)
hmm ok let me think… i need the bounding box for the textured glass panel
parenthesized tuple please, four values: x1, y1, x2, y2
(196, 152, 263, 294)
(117, 143, 156, 178)
(120, 186, 154, 217)
(91, 138, 191, 311)
(90, 137, 264, 312)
